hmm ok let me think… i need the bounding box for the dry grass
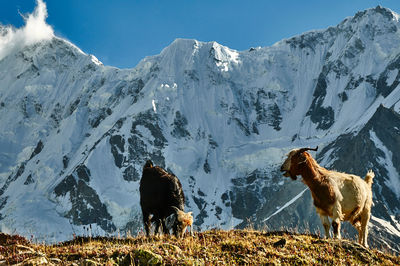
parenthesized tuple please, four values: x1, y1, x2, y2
(1, 229, 399, 265)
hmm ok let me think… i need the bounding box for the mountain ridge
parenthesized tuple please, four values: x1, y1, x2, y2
(0, 6, 400, 253)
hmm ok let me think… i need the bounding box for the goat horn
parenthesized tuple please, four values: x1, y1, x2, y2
(298, 146, 318, 153)
(171, 206, 181, 213)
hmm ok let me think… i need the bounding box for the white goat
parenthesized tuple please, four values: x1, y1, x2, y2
(280, 147, 374, 247)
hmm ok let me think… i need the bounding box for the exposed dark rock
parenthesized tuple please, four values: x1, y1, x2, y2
(253, 90, 282, 131)
(123, 165, 140, 182)
(90, 108, 113, 128)
(24, 174, 34, 185)
(372, 5, 396, 21)
(252, 122, 259, 134)
(285, 31, 325, 51)
(20, 97, 29, 118)
(54, 170, 116, 233)
(221, 192, 230, 207)
(68, 98, 80, 115)
(63, 156, 69, 169)
(34, 102, 42, 114)
(184, 70, 199, 81)
(54, 175, 76, 197)
(127, 111, 167, 171)
(338, 91, 348, 102)
(110, 135, 125, 168)
(16, 64, 39, 79)
(0, 163, 26, 197)
(230, 170, 273, 226)
(76, 164, 91, 182)
(131, 111, 167, 150)
(377, 54, 400, 97)
(192, 195, 208, 226)
(50, 103, 63, 128)
(233, 117, 251, 136)
(171, 111, 191, 139)
(203, 159, 211, 174)
(307, 71, 335, 130)
(197, 189, 206, 197)
(0, 197, 8, 219)
(345, 76, 364, 91)
(268, 102, 282, 131)
(29, 140, 43, 160)
(215, 206, 222, 215)
(208, 135, 218, 149)
(110, 135, 125, 152)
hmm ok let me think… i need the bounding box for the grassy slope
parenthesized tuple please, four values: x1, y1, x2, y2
(1, 229, 399, 265)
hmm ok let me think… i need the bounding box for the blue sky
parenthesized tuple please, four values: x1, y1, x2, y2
(1, 0, 400, 68)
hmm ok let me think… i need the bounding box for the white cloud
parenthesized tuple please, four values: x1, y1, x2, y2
(0, 0, 54, 60)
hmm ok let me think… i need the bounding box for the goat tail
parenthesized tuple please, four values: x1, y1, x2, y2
(364, 170, 375, 187)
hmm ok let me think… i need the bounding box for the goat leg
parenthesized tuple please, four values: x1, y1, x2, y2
(332, 219, 341, 239)
(319, 215, 331, 238)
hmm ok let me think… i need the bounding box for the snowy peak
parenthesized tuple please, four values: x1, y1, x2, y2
(17, 37, 89, 65)
(1, 37, 91, 80)
(0, 37, 104, 120)
(160, 38, 199, 54)
(154, 38, 240, 75)
(338, 6, 399, 38)
(0, 0, 54, 61)
(352, 6, 399, 24)
(284, 6, 400, 53)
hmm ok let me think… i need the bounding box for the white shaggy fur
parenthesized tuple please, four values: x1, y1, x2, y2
(280, 148, 374, 247)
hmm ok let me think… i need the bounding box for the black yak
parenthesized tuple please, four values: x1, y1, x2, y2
(139, 160, 193, 237)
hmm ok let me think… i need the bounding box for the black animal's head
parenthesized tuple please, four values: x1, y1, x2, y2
(169, 206, 193, 238)
(280, 146, 318, 180)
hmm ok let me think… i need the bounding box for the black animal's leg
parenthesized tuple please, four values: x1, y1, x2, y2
(142, 211, 151, 237)
(161, 219, 170, 235)
(154, 218, 162, 235)
(173, 222, 180, 237)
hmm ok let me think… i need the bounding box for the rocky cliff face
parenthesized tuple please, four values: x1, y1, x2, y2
(0, 6, 400, 253)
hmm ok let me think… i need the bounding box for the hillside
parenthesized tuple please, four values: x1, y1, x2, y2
(1, 229, 399, 265)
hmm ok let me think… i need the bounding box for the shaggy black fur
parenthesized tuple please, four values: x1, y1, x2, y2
(139, 160, 185, 236)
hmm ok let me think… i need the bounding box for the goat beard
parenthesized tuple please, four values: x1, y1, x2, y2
(289, 173, 297, 180)
(283, 170, 297, 180)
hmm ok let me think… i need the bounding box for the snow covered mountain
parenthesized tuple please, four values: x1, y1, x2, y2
(1, 5, 400, 252)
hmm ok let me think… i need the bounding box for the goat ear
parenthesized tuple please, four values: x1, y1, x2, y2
(297, 157, 307, 165)
(144, 160, 153, 168)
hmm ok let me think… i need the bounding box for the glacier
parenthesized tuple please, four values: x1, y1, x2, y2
(0, 3, 400, 253)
